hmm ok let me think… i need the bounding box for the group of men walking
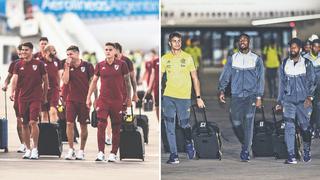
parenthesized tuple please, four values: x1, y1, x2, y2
(161, 32, 320, 165)
(2, 38, 159, 162)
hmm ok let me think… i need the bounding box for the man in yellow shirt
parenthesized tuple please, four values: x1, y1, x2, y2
(185, 38, 202, 70)
(162, 32, 205, 164)
(262, 40, 281, 98)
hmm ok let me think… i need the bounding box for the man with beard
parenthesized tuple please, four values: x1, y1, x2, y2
(41, 45, 63, 123)
(303, 39, 320, 138)
(218, 33, 264, 162)
(276, 38, 316, 164)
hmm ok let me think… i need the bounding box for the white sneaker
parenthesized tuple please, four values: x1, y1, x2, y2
(22, 149, 31, 159)
(64, 149, 76, 160)
(105, 137, 112, 145)
(107, 153, 117, 162)
(30, 148, 39, 160)
(75, 150, 85, 160)
(95, 151, 105, 161)
(17, 144, 26, 153)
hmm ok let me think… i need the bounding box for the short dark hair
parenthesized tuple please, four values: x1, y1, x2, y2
(113, 42, 122, 53)
(105, 42, 116, 48)
(169, 32, 182, 41)
(39, 37, 48, 42)
(66, 45, 79, 52)
(17, 44, 22, 50)
(289, 38, 302, 48)
(239, 33, 250, 41)
(21, 42, 33, 50)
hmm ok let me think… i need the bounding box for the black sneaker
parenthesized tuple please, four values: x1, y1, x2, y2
(166, 153, 179, 164)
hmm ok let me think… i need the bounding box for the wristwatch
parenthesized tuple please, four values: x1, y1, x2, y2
(196, 96, 201, 99)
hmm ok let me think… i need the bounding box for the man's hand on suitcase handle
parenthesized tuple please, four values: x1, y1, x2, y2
(197, 97, 205, 108)
(275, 104, 282, 111)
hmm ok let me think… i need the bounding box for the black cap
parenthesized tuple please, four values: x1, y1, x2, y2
(312, 39, 320, 45)
(288, 38, 302, 48)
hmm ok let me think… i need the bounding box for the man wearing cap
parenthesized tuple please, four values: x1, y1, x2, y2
(302, 40, 312, 56)
(219, 33, 264, 162)
(276, 38, 316, 164)
(303, 39, 320, 138)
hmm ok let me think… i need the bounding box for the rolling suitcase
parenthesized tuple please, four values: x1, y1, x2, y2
(120, 106, 145, 161)
(252, 106, 274, 157)
(38, 111, 63, 157)
(135, 106, 149, 144)
(191, 105, 222, 159)
(271, 107, 302, 160)
(0, 91, 8, 152)
(161, 115, 186, 153)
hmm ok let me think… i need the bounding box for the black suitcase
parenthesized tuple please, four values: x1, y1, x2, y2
(0, 92, 8, 152)
(191, 105, 222, 159)
(161, 115, 186, 153)
(120, 106, 145, 161)
(252, 106, 274, 157)
(38, 112, 63, 157)
(143, 93, 153, 112)
(135, 107, 149, 144)
(271, 107, 302, 160)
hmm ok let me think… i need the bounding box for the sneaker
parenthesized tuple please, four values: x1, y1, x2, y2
(75, 150, 85, 160)
(64, 149, 76, 160)
(22, 149, 31, 159)
(95, 151, 105, 161)
(285, 154, 297, 164)
(303, 150, 311, 163)
(240, 150, 250, 162)
(17, 144, 26, 153)
(107, 153, 118, 162)
(105, 137, 112, 145)
(166, 153, 179, 164)
(30, 148, 39, 160)
(185, 141, 195, 159)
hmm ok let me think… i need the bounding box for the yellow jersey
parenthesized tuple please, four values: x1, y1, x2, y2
(161, 50, 196, 99)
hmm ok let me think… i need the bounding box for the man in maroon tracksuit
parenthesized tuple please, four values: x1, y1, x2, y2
(86, 42, 131, 162)
(10, 42, 49, 159)
(41, 45, 63, 123)
(62, 45, 94, 160)
(33, 37, 48, 61)
(2, 44, 26, 153)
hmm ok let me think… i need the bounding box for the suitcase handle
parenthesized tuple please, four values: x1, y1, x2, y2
(254, 106, 266, 122)
(272, 106, 283, 136)
(191, 104, 212, 135)
(4, 91, 7, 119)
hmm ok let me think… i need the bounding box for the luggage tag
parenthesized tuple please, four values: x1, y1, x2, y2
(259, 121, 264, 127)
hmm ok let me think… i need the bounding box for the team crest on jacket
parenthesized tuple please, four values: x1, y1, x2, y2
(81, 66, 86, 72)
(32, 65, 37, 71)
(114, 64, 119, 70)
